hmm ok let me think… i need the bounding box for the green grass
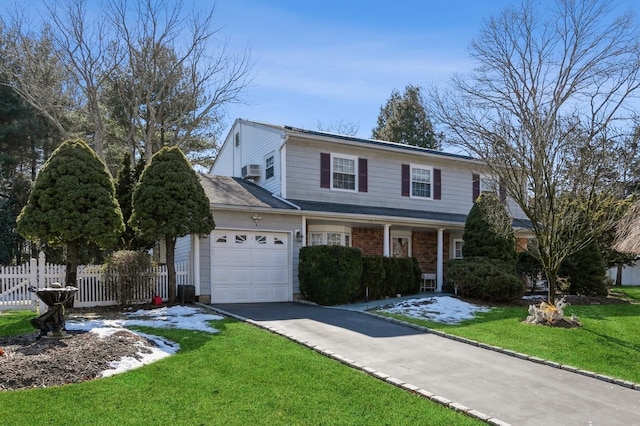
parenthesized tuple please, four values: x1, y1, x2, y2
(0, 312, 480, 426)
(378, 286, 640, 384)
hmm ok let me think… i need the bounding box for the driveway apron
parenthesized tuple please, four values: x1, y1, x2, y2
(210, 302, 639, 426)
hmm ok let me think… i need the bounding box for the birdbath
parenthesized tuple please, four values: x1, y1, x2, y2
(30, 282, 78, 339)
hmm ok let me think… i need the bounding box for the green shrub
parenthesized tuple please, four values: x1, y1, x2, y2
(377, 257, 421, 297)
(361, 256, 386, 300)
(298, 245, 362, 305)
(101, 250, 158, 306)
(559, 242, 608, 296)
(447, 257, 523, 302)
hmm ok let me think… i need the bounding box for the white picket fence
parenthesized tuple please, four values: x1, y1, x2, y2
(0, 252, 188, 311)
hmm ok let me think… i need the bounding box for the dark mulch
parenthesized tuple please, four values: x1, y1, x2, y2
(0, 305, 165, 392)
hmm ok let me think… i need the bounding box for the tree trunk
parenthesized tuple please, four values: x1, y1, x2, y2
(616, 264, 623, 286)
(65, 240, 79, 286)
(165, 236, 177, 303)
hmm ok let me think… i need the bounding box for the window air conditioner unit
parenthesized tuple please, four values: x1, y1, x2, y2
(242, 164, 260, 179)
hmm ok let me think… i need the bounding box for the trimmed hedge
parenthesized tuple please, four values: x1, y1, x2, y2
(447, 257, 523, 302)
(364, 256, 421, 299)
(361, 255, 386, 300)
(298, 245, 362, 305)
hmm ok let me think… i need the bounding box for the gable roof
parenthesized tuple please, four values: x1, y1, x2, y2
(199, 174, 298, 210)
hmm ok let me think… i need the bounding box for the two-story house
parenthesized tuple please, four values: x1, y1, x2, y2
(175, 119, 530, 304)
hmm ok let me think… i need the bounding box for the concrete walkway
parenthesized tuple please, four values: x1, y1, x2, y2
(209, 301, 640, 426)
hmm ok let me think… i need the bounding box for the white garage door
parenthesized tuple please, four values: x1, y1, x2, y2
(211, 230, 290, 303)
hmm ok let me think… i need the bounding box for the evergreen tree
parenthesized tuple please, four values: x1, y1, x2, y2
(17, 139, 124, 285)
(0, 173, 31, 265)
(372, 85, 441, 149)
(130, 146, 215, 303)
(115, 154, 149, 251)
(462, 193, 516, 263)
(559, 241, 608, 296)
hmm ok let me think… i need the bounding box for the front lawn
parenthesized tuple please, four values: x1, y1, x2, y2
(0, 312, 480, 425)
(378, 287, 640, 384)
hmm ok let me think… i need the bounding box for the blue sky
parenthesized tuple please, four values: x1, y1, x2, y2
(1, 0, 638, 142)
(215, 0, 516, 139)
(214, 0, 639, 141)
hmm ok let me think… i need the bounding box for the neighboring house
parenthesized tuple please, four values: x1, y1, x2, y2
(176, 119, 531, 304)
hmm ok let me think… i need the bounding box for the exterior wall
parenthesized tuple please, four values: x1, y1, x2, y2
(607, 264, 640, 286)
(174, 235, 191, 263)
(198, 209, 303, 296)
(412, 231, 451, 274)
(284, 137, 528, 220)
(352, 228, 384, 256)
(210, 120, 285, 195)
(285, 137, 483, 217)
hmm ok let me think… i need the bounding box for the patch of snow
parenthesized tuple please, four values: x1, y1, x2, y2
(65, 305, 223, 377)
(380, 296, 490, 324)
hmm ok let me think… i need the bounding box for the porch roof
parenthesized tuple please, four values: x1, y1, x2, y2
(287, 199, 468, 224)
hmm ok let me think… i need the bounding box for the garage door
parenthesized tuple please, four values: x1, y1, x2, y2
(211, 230, 290, 303)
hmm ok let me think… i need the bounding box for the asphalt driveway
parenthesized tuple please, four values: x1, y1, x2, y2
(210, 302, 640, 426)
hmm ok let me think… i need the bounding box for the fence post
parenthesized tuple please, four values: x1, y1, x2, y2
(30, 257, 38, 310)
(38, 251, 46, 290)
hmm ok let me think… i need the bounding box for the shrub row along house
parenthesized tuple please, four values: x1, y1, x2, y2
(173, 119, 531, 304)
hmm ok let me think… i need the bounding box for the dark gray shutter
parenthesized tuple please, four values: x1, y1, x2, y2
(320, 153, 330, 188)
(433, 168, 441, 200)
(402, 164, 410, 196)
(472, 174, 480, 202)
(358, 158, 368, 192)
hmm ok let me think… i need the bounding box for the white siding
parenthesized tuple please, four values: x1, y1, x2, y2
(286, 138, 477, 217)
(210, 120, 285, 195)
(174, 235, 191, 263)
(285, 137, 529, 221)
(607, 265, 640, 285)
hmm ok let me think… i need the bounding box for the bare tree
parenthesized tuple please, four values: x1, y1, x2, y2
(315, 120, 360, 136)
(107, 0, 252, 164)
(44, 0, 123, 158)
(430, 0, 640, 303)
(0, 17, 75, 139)
(1, 0, 252, 165)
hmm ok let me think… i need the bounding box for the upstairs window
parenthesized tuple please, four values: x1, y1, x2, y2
(480, 175, 497, 194)
(332, 155, 356, 190)
(411, 166, 432, 199)
(265, 155, 274, 179)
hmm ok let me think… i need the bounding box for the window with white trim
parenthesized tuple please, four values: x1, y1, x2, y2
(453, 239, 464, 259)
(391, 231, 412, 257)
(411, 165, 432, 199)
(265, 155, 274, 179)
(332, 154, 356, 191)
(480, 175, 497, 194)
(308, 225, 352, 247)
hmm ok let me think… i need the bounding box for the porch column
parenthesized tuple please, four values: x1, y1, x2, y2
(383, 224, 391, 257)
(437, 228, 444, 292)
(193, 234, 200, 295)
(301, 215, 307, 246)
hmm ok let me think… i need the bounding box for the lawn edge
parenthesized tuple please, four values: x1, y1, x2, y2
(367, 310, 640, 392)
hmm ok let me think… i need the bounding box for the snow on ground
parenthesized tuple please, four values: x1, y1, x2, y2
(379, 296, 490, 324)
(66, 305, 224, 377)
